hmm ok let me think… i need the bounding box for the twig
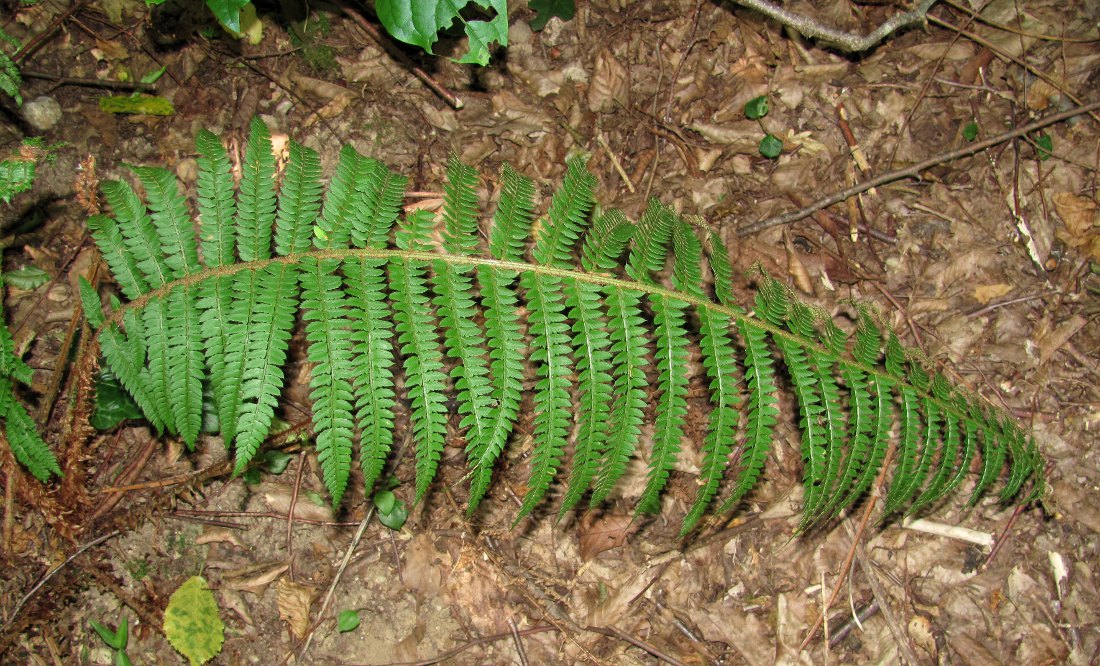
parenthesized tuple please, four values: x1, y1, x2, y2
(942, 0, 1100, 43)
(926, 15, 1100, 126)
(585, 625, 688, 666)
(19, 71, 156, 92)
(737, 98, 1100, 236)
(2, 529, 120, 632)
(800, 441, 896, 653)
(983, 502, 1027, 569)
(902, 517, 994, 548)
(342, 8, 464, 110)
(731, 0, 939, 53)
(375, 626, 558, 666)
(286, 451, 307, 579)
(508, 617, 530, 666)
(294, 506, 375, 664)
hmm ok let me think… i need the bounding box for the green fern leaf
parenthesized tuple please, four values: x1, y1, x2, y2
(392, 209, 449, 503)
(1, 378, 60, 481)
(516, 271, 573, 520)
(129, 166, 201, 278)
(87, 214, 148, 302)
(300, 256, 356, 505)
(195, 129, 238, 267)
(274, 141, 323, 256)
(717, 319, 779, 513)
(559, 211, 632, 516)
(101, 179, 173, 289)
(237, 117, 277, 262)
(349, 158, 406, 251)
(315, 145, 362, 249)
(468, 165, 535, 512)
(517, 157, 596, 520)
(166, 287, 205, 447)
(231, 264, 299, 474)
(435, 157, 498, 509)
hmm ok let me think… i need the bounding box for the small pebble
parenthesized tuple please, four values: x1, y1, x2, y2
(23, 96, 63, 131)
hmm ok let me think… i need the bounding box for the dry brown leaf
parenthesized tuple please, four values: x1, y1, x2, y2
(196, 527, 245, 549)
(783, 231, 814, 296)
(972, 283, 1012, 305)
(1037, 315, 1086, 366)
(587, 49, 630, 113)
(1053, 193, 1099, 258)
(577, 513, 635, 561)
(585, 551, 677, 627)
(223, 561, 290, 595)
(261, 483, 335, 522)
(276, 578, 315, 640)
(401, 533, 451, 596)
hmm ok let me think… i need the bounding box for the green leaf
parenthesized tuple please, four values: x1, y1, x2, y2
(744, 95, 769, 120)
(164, 576, 224, 666)
(375, 0, 508, 66)
(759, 134, 783, 159)
(373, 490, 408, 529)
(337, 609, 361, 633)
(204, 0, 250, 32)
(1034, 133, 1053, 161)
(98, 95, 175, 116)
(962, 121, 978, 142)
(529, 0, 574, 31)
(90, 618, 127, 650)
(92, 366, 144, 430)
(2, 266, 50, 290)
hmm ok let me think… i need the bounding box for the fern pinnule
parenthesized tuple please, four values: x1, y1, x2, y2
(231, 264, 298, 474)
(467, 165, 534, 513)
(343, 154, 405, 496)
(517, 156, 597, 520)
(195, 129, 237, 267)
(274, 141, 323, 256)
(558, 212, 630, 516)
(392, 209, 449, 503)
(436, 157, 496, 495)
(236, 117, 277, 263)
(301, 256, 356, 505)
(316, 145, 362, 250)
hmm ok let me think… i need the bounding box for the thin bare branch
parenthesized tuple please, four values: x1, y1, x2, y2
(730, 0, 939, 53)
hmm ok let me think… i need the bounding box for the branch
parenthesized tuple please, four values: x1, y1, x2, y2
(731, 0, 939, 53)
(737, 98, 1100, 237)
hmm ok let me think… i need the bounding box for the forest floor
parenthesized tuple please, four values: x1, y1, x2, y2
(1, 0, 1099, 664)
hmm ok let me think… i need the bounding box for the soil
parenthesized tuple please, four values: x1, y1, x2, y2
(1, 0, 1099, 664)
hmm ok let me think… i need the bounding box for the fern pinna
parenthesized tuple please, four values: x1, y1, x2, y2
(81, 119, 1044, 534)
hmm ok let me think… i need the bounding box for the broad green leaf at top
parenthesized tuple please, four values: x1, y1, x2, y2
(375, 0, 508, 66)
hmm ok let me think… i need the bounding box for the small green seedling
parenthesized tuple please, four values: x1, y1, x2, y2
(1034, 133, 1053, 161)
(337, 609, 361, 633)
(241, 450, 293, 484)
(373, 484, 408, 530)
(744, 95, 783, 159)
(90, 616, 133, 666)
(962, 121, 979, 142)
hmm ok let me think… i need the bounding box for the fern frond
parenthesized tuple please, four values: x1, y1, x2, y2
(1, 378, 60, 481)
(392, 210, 449, 503)
(236, 117, 277, 262)
(82, 132, 1045, 532)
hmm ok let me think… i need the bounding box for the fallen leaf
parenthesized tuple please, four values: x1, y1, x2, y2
(972, 283, 1012, 305)
(578, 513, 635, 561)
(588, 49, 630, 113)
(223, 561, 290, 595)
(196, 527, 245, 549)
(276, 578, 315, 640)
(1037, 315, 1086, 366)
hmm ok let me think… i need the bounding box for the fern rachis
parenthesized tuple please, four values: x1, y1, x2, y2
(79, 119, 1045, 534)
